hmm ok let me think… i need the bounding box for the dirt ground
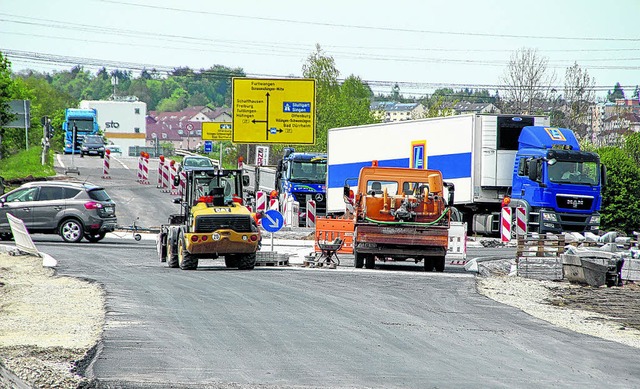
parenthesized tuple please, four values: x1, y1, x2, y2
(547, 281, 640, 331)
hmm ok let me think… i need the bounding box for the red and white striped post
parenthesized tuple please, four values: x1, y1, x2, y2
(178, 170, 186, 196)
(140, 152, 150, 184)
(102, 149, 111, 179)
(306, 199, 316, 228)
(157, 155, 165, 188)
(162, 160, 171, 192)
(501, 207, 512, 242)
(170, 162, 179, 195)
(137, 153, 143, 182)
(515, 206, 527, 237)
(256, 191, 267, 213)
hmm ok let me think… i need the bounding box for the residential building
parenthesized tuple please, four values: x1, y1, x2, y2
(370, 101, 426, 122)
(450, 102, 500, 115)
(146, 106, 231, 150)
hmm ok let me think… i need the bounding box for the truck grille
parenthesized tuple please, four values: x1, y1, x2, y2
(556, 195, 593, 211)
(195, 215, 252, 233)
(294, 192, 326, 214)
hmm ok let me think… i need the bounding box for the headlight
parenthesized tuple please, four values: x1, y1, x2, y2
(541, 212, 558, 222)
(589, 215, 600, 224)
(98, 147, 105, 151)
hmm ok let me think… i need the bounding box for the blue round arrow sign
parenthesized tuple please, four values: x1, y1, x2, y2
(262, 210, 284, 233)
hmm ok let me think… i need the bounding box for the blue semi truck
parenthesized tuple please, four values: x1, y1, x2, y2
(326, 114, 604, 236)
(63, 108, 99, 154)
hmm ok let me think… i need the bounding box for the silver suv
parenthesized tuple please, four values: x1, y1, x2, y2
(0, 181, 117, 243)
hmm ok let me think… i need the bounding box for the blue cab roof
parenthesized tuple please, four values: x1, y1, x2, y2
(518, 126, 580, 150)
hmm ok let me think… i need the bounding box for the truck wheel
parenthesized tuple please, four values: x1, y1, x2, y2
(364, 255, 375, 269)
(434, 256, 446, 272)
(354, 251, 364, 268)
(167, 242, 179, 268)
(157, 232, 167, 262)
(178, 236, 198, 270)
(238, 253, 256, 270)
(424, 258, 435, 272)
(224, 255, 239, 268)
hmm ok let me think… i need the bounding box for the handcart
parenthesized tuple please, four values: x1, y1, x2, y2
(304, 238, 343, 268)
(114, 217, 160, 241)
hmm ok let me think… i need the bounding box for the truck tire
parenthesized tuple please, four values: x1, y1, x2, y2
(434, 256, 446, 272)
(224, 255, 239, 268)
(364, 255, 375, 269)
(157, 232, 167, 262)
(178, 236, 198, 270)
(354, 251, 364, 268)
(238, 253, 256, 270)
(166, 239, 178, 268)
(424, 258, 434, 272)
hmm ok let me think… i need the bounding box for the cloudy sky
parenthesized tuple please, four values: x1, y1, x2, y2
(1, 0, 639, 98)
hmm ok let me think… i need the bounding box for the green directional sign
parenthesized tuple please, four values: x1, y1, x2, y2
(232, 78, 316, 145)
(202, 122, 232, 141)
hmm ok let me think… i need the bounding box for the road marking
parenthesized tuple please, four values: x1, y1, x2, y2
(56, 154, 66, 168)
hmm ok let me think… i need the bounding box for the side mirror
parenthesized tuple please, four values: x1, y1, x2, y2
(444, 182, 455, 206)
(173, 176, 180, 186)
(172, 197, 181, 204)
(242, 175, 250, 186)
(601, 164, 607, 187)
(343, 184, 350, 198)
(528, 159, 539, 181)
(277, 160, 283, 171)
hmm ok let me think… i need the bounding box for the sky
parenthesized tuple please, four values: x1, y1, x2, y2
(1, 0, 639, 99)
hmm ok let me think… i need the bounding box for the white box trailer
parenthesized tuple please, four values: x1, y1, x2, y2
(327, 114, 550, 233)
(80, 99, 147, 154)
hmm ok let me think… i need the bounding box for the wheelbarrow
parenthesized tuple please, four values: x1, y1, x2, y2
(304, 238, 343, 268)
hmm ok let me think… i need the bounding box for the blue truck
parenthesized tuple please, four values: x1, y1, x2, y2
(242, 148, 327, 226)
(326, 114, 604, 236)
(63, 108, 99, 154)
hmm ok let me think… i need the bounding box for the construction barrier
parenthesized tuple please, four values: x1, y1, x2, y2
(501, 207, 512, 242)
(137, 155, 143, 182)
(140, 153, 150, 184)
(515, 206, 527, 237)
(306, 199, 316, 228)
(102, 149, 111, 179)
(170, 162, 179, 195)
(162, 161, 171, 192)
(178, 170, 186, 196)
(157, 156, 165, 188)
(447, 221, 467, 264)
(269, 198, 279, 211)
(314, 217, 354, 254)
(283, 196, 299, 227)
(256, 191, 267, 213)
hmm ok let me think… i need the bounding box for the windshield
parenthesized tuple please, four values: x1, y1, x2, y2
(290, 160, 326, 183)
(68, 119, 94, 132)
(193, 171, 241, 203)
(547, 161, 599, 185)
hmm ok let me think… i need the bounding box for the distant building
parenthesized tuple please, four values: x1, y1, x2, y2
(589, 99, 640, 145)
(450, 102, 500, 115)
(598, 112, 640, 146)
(146, 106, 231, 150)
(370, 101, 426, 122)
(79, 98, 147, 153)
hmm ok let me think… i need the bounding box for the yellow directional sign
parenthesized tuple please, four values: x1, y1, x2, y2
(232, 78, 316, 144)
(202, 122, 232, 141)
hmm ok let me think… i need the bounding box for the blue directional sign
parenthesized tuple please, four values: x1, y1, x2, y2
(204, 140, 212, 153)
(283, 102, 311, 113)
(262, 210, 284, 233)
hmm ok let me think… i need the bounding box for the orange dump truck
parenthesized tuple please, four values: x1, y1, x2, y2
(350, 165, 454, 271)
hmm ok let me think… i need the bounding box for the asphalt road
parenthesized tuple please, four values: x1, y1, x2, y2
(34, 154, 640, 388)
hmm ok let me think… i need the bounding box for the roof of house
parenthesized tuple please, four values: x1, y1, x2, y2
(370, 102, 422, 112)
(604, 112, 640, 123)
(451, 102, 496, 112)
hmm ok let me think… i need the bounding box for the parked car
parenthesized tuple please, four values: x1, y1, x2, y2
(0, 181, 117, 243)
(105, 145, 123, 156)
(180, 156, 216, 172)
(80, 135, 106, 158)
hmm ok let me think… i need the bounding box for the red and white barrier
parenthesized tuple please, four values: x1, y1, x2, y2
(501, 207, 512, 242)
(306, 199, 316, 228)
(515, 207, 527, 237)
(269, 198, 279, 211)
(140, 154, 150, 184)
(256, 191, 267, 213)
(157, 156, 165, 188)
(137, 155, 143, 182)
(170, 162, 179, 195)
(162, 161, 171, 192)
(102, 149, 111, 179)
(178, 170, 186, 196)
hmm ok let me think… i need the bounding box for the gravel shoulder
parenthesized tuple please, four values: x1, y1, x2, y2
(1, 251, 639, 388)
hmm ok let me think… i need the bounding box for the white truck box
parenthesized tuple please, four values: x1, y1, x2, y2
(326, 114, 549, 214)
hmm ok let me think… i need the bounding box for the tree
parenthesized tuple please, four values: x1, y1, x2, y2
(606, 82, 625, 102)
(596, 146, 640, 233)
(633, 85, 640, 99)
(0, 52, 16, 159)
(501, 47, 555, 114)
(562, 62, 595, 138)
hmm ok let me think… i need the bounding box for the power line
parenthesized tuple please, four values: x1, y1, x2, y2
(95, 0, 640, 42)
(4, 49, 636, 94)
